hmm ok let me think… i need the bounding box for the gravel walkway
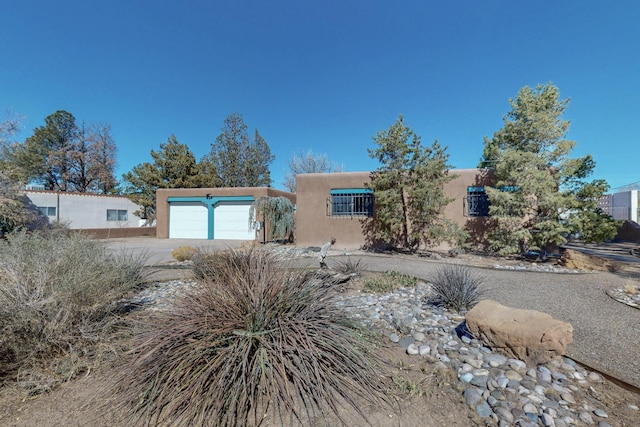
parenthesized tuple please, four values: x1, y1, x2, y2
(289, 253, 640, 391)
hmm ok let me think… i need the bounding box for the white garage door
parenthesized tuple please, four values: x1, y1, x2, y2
(169, 202, 208, 239)
(214, 201, 255, 240)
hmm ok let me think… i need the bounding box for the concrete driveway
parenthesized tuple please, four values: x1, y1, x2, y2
(104, 237, 248, 266)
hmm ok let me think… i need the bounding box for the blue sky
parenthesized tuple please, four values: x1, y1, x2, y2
(2, 1, 639, 191)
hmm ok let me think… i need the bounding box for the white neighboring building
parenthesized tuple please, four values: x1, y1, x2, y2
(600, 190, 639, 223)
(25, 190, 144, 229)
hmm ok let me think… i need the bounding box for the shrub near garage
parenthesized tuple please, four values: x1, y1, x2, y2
(0, 231, 147, 394)
(112, 249, 393, 427)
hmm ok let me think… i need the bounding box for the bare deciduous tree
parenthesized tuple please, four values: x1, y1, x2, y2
(283, 150, 343, 192)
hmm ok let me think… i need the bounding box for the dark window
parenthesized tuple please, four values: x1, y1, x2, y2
(107, 209, 128, 221)
(328, 190, 374, 217)
(37, 206, 56, 217)
(467, 186, 489, 217)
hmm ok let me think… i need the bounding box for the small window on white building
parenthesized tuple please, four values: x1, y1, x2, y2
(107, 209, 128, 221)
(38, 206, 57, 217)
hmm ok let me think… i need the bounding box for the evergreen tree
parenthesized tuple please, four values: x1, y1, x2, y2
(480, 83, 617, 255)
(21, 110, 78, 191)
(367, 115, 463, 251)
(201, 113, 274, 187)
(6, 111, 118, 193)
(122, 135, 203, 221)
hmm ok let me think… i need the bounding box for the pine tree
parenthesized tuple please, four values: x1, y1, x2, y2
(201, 113, 274, 187)
(122, 135, 203, 220)
(367, 115, 464, 251)
(6, 111, 118, 193)
(480, 83, 617, 255)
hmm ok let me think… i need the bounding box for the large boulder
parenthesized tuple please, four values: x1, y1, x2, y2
(465, 300, 573, 365)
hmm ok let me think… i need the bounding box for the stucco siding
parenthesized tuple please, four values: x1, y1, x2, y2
(25, 191, 143, 229)
(156, 187, 296, 239)
(295, 169, 495, 250)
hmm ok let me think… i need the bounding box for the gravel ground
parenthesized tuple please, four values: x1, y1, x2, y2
(110, 237, 640, 391)
(288, 252, 640, 391)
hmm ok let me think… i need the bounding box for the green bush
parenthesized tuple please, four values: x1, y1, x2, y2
(363, 270, 417, 293)
(0, 231, 147, 393)
(171, 245, 197, 261)
(111, 249, 392, 427)
(428, 264, 486, 311)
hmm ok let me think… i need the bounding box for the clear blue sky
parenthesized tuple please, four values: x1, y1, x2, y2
(2, 1, 639, 191)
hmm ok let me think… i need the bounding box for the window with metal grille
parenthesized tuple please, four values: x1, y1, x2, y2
(327, 189, 374, 217)
(466, 186, 489, 217)
(107, 209, 128, 221)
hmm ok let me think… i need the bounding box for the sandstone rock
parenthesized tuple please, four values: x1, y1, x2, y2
(465, 300, 573, 364)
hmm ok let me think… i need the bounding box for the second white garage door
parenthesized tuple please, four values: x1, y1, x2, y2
(214, 201, 255, 240)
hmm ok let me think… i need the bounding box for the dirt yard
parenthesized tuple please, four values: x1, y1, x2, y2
(1, 247, 639, 426)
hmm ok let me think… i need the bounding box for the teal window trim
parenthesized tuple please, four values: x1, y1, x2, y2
(330, 188, 373, 195)
(167, 195, 255, 240)
(466, 187, 489, 217)
(467, 186, 486, 193)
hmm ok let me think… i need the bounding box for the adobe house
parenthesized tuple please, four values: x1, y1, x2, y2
(295, 169, 495, 250)
(156, 187, 295, 240)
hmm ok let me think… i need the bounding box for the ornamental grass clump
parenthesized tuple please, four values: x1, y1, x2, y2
(0, 230, 147, 393)
(334, 256, 365, 276)
(171, 245, 197, 261)
(428, 264, 486, 312)
(112, 249, 393, 427)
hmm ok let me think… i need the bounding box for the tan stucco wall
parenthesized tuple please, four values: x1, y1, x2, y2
(156, 187, 295, 239)
(295, 169, 495, 250)
(295, 172, 372, 250)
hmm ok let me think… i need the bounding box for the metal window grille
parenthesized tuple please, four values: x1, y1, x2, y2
(327, 193, 374, 217)
(466, 187, 489, 217)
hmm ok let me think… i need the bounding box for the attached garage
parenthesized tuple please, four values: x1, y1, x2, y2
(157, 189, 295, 241)
(213, 201, 255, 240)
(169, 202, 208, 239)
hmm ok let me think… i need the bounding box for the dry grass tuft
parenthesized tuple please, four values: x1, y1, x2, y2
(0, 231, 148, 394)
(111, 249, 393, 427)
(171, 245, 197, 261)
(363, 270, 417, 293)
(624, 281, 639, 295)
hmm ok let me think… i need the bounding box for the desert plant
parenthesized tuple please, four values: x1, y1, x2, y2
(191, 249, 223, 280)
(624, 281, 639, 295)
(111, 249, 393, 427)
(427, 264, 486, 311)
(171, 245, 197, 261)
(363, 270, 417, 293)
(607, 261, 624, 273)
(0, 230, 148, 393)
(333, 256, 365, 276)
